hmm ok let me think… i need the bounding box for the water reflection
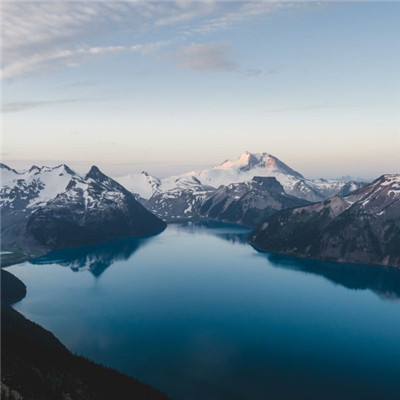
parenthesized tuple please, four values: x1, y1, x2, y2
(174, 221, 250, 245)
(30, 220, 400, 300)
(262, 252, 400, 301)
(9, 222, 400, 399)
(30, 236, 152, 277)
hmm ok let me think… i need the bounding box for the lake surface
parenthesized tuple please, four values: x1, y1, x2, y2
(8, 222, 400, 399)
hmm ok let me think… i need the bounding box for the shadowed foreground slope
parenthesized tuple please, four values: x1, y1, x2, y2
(1, 269, 171, 400)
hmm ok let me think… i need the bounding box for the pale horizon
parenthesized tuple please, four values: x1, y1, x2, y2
(0, 149, 389, 182)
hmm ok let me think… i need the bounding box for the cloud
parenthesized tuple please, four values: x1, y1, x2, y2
(177, 42, 237, 71)
(243, 65, 285, 77)
(154, 1, 217, 26)
(2, 2, 178, 50)
(192, 1, 288, 34)
(1, 1, 300, 79)
(2, 99, 85, 113)
(1, 1, 182, 79)
(2, 42, 170, 79)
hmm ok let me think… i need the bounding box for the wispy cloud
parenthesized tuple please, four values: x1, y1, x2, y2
(2, 1, 294, 80)
(154, 1, 217, 27)
(2, 98, 85, 113)
(177, 42, 237, 71)
(2, 42, 170, 79)
(2, 1, 182, 79)
(243, 65, 285, 77)
(191, 1, 289, 34)
(2, 2, 181, 51)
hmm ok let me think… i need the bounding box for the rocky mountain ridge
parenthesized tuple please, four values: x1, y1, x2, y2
(0, 164, 166, 252)
(200, 177, 310, 227)
(115, 152, 364, 203)
(113, 152, 366, 225)
(250, 174, 400, 268)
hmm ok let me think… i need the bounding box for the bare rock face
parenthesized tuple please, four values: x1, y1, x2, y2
(200, 177, 309, 227)
(250, 175, 400, 268)
(141, 176, 309, 227)
(143, 176, 215, 222)
(1, 164, 166, 251)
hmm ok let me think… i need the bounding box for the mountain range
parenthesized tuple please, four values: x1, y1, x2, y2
(116, 152, 363, 202)
(2, 152, 398, 268)
(199, 177, 309, 227)
(114, 152, 364, 224)
(0, 163, 166, 252)
(250, 174, 400, 268)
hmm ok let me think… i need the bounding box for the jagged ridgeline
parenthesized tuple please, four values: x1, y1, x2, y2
(113, 152, 365, 225)
(250, 175, 400, 268)
(1, 152, 367, 253)
(199, 177, 310, 227)
(0, 163, 166, 251)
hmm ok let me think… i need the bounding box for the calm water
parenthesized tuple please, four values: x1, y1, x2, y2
(8, 222, 400, 400)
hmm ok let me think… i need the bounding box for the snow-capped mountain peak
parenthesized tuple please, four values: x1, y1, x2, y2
(346, 174, 400, 208)
(114, 151, 365, 204)
(113, 171, 161, 200)
(1, 163, 21, 185)
(1, 163, 166, 250)
(180, 151, 304, 190)
(214, 151, 303, 178)
(0, 164, 80, 212)
(219, 150, 258, 169)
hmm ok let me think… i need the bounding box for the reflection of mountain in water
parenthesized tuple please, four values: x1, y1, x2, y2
(30, 236, 152, 277)
(175, 221, 251, 245)
(262, 252, 400, 301)
(214, 232, 249, 245)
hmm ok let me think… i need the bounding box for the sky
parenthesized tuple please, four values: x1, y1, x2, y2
(2, 1, 399, 179)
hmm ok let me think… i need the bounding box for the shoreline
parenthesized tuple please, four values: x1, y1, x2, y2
(1, 266, 172, 400)
(250, 241, 400, 270)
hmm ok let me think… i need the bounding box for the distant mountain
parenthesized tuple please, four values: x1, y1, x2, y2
(332, 175, 371, 183)
(115, 151, 305, 199)
(250, 175, 400, 268)
(116, 152, 365, 202)
(0, 164, 166, 251)
(145, 177, 215, 221)
(114, 152, 366, 223)
(183, 151, 305, 189)
(200, 177, 309, 227)
(116, 171, 161, 200)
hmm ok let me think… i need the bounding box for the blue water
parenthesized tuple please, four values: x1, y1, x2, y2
(8, 222, 400, 399)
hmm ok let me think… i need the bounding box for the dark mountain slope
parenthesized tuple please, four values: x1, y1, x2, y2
(200, 177, 310, 227)
(1, 164, 166, 251)
(250, 175, 400, 268)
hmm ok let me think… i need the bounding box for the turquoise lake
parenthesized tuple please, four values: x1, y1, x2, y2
(8, 222, 400, 399)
